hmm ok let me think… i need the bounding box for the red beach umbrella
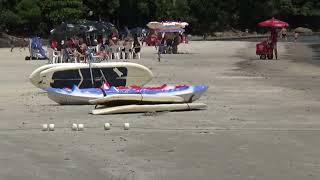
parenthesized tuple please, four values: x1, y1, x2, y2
(258, 17, 289, 28)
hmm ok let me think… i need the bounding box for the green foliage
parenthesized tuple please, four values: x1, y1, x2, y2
(273, 0, 320, 16)
(16, 0, 41, 25)
(40, 0, 83, 25)
(0, 0, 319, 35)
(273, 0, 295, 16)
(0, 9, 21, 30)
(294, 0, 320, 16)
(189, 0, 235, 33)
(84, 0, 119, 21)
(0, 0, 20, 10)
(236, 0, 274, 29)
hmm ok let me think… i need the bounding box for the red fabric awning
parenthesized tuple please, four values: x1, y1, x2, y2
(258, 17, 289, 28)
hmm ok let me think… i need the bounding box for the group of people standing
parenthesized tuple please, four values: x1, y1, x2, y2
(157, 32, 182, 54)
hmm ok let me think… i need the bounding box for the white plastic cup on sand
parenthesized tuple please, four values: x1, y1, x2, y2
(42, 124, 48, 131)
(48, 124, 55, 131)
(71, 123, 78, 131)
(78, 124, 84, 131)
(123, 123, 130, 130)
(104, 123, 111, 130)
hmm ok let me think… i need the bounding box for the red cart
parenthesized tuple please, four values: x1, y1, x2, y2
(256, 41, 274, 60)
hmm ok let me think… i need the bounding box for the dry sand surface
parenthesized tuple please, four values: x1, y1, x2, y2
(1, 41, 320, 180)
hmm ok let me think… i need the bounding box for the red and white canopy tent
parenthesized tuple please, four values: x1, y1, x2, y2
(147, 21, 189, 32)
(144, 21, 189, 46)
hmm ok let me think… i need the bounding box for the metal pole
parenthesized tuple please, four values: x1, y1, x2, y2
(87, 49, 94, 86)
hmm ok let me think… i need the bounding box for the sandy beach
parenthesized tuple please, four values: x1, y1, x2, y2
(1, 41, 320, 180)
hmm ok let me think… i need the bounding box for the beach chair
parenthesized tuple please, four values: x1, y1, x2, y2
(73, 51, 85, 63)
(78, 56, 86, 63)
(47, 48, 62, 63)
(133, 46, 141, 59)
(52, 50, 62, 63)
(95, 44, 109, 62)
(88, 46, 104, 62)
(110, 45, 120, 60)
(61, 48, 76, 63)
(122, 44, 133, 60)
(47, 48, 53, 63)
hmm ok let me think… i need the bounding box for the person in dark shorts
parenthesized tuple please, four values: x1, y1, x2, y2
(294, 31, 299, 42)
(133, 35, 141, 58)
(270, 28, 278, 59)
(172, 33, 181, 54)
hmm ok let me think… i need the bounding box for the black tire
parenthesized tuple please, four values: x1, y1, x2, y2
(260, 55, 266, 60)
(267, 54, 273, 60)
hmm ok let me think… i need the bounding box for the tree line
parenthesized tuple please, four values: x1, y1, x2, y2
(0, 0, 319, 36)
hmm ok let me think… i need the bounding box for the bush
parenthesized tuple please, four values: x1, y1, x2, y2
(0, 10, 21, 31)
